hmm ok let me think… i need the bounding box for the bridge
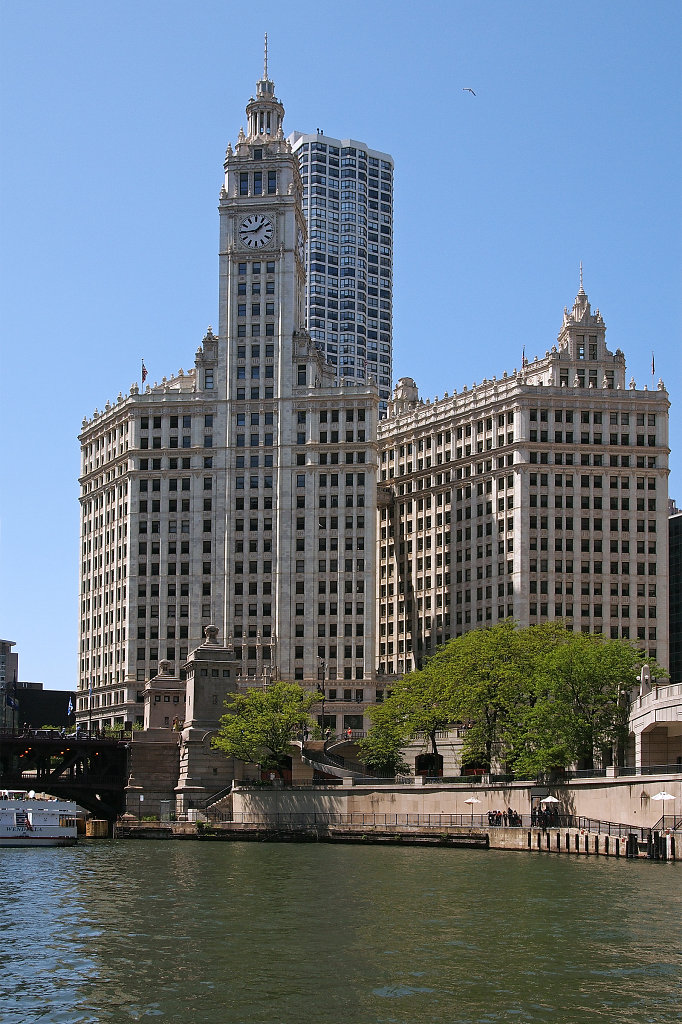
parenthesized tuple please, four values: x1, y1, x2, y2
(0, 731, 129, 820)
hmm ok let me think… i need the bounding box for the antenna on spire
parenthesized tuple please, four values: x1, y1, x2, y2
(579, 261, 584, 292)
(264, 32, 268, 79)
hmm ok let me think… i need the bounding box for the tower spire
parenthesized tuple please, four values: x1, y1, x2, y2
(579, 261, 584, 294)
(245, 38, 284, 140)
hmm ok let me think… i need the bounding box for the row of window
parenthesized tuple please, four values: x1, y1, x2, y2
(138, 562, 213, 576)
(237, 303, 275, 316)
(141, 415, 211, 430)
(236, 346, 275, 361)
(139, 498, 212, 513)
(528, 559, 658, 576)
(139, 478, 213, 492)
(139, 458, 213, 471)
(296, 141, 391, 167)
(239, 170, 277, 196)
(529, 430, 657, 446)
(238, 281, 275, 296)
(528, 538, 658, 554)
(529, 453, 658, 469)
(140, 436, 213, 449)
(235, 326, 276, 338)
(530, 409, 655, 426)
(237, 262, 276, 276)
(530, 495, 657, 511)
(529, 472, 657, 488)
(234, 387, 275, 400)
(528, 516, 657, 534)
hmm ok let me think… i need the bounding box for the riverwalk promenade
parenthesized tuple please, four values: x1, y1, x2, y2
(113, 769, 681, 860)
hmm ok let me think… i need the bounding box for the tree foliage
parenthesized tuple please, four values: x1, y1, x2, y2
(211, 681, 318, 774)
(358, 707, 411, 776)
(361, 623, 665, 776)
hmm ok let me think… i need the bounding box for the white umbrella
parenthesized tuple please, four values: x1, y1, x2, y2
(464, 796, 481, 823)
(540, 795, 560, 804)
(651, 791, 675, 829)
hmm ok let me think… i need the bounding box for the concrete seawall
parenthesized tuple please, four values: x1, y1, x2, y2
(231, 773, 681, 831)
(114, 819, 677, 859)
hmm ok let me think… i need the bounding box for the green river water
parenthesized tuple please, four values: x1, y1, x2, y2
(0, 840, 680, 1024)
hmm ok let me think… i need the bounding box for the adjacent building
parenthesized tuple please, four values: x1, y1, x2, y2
(288, 131, 394, 415)
(0, 639, 19, 730)
(0, 640, 74, 731)
(669, 499, 682, 685)
(377, 283, 670, 677)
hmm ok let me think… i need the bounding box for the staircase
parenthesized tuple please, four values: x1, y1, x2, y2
(300, 741, 368, 780)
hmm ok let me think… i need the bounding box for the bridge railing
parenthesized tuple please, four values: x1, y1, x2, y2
(0, 728, 129, 743)
(3, 772, 127, 788)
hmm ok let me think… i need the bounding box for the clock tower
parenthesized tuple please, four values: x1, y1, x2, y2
(216, 54, 380, 691)
(218, 54, 307, 389)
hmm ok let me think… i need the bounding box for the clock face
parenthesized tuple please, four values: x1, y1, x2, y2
(297, 227, 305, 263)
(239, 214, 274, 249)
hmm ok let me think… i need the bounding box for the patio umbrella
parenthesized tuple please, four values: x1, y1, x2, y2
(651, 791, 675, 829)
(540, 795, 560, 804)
(464, 797, 481, 823)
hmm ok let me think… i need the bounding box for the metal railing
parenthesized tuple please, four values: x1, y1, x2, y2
(619, 764, 682, 776)
(0, 728, 129, 743)
(573, 815, 673, 841)
(8, 771, 126, 788)
(650, 815, 682, 832)
(206, 809, 680, 836)
(425, 775, 484, 785)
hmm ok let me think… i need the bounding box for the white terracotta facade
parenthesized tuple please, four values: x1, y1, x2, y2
(77, 65, 674, 772)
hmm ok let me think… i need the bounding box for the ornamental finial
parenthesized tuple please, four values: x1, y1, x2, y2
(579, 261, 584, 293)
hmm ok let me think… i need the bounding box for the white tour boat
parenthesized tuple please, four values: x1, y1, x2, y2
(0, 791, 78, 847)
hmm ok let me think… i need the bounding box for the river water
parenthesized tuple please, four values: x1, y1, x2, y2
(0, 840, 680, 1024)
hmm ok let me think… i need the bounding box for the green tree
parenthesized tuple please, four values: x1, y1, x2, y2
(361, 622, 663, 777)
(526, 629, 665, 771)
(211, 681, 318, 776)
(357, 706, 411, 776)
(421, 620, 542, 771)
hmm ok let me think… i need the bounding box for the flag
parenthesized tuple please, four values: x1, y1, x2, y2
(141, 360, 148, 384)
(651, 352, 655, 376)
(67, 696, 74, 716)
(522, 346, 527, 368)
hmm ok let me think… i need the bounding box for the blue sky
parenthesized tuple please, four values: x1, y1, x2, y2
(1, 0, 680, 690)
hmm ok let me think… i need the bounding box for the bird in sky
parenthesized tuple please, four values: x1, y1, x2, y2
(463, 87, 476, 95)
